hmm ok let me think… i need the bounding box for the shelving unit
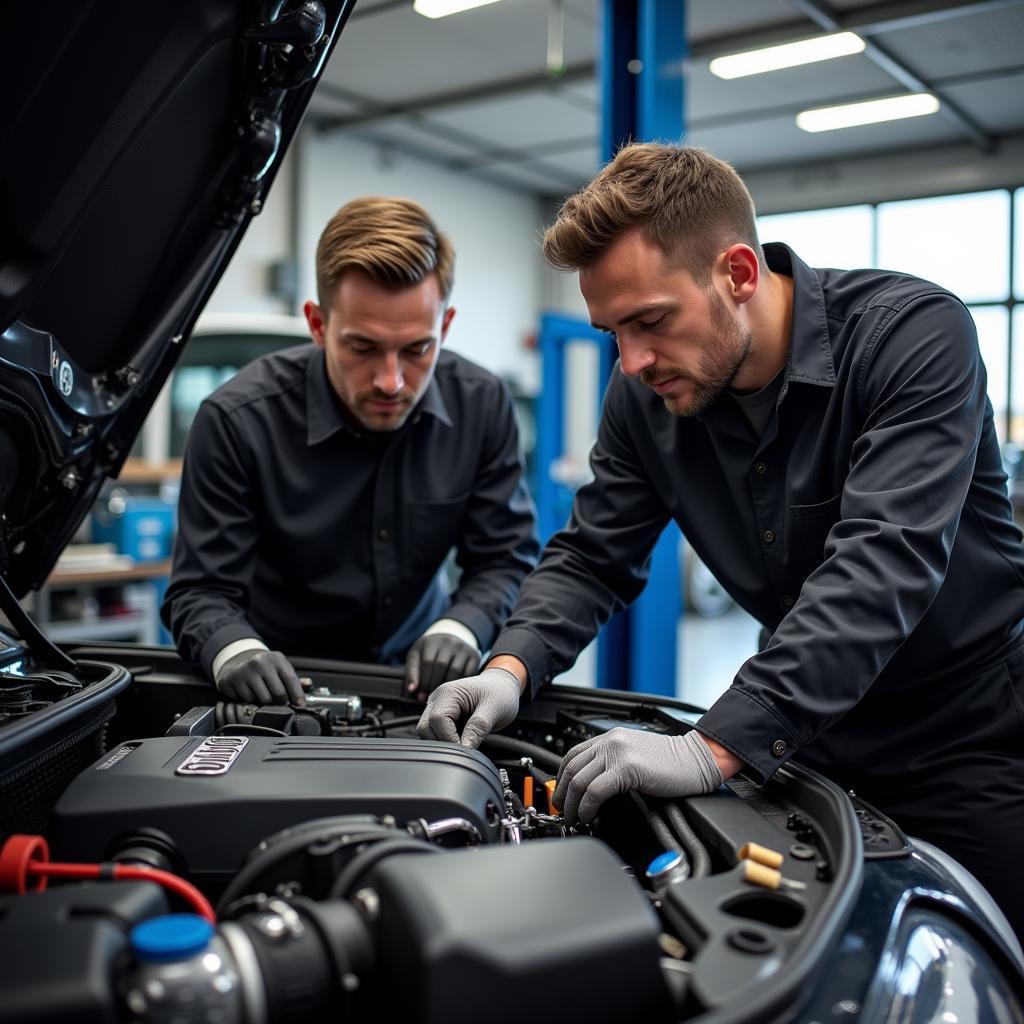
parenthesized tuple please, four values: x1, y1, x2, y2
(26, 559, 173, 646)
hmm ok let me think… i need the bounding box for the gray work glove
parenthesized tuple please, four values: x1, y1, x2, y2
(416, 667, 521, 749)
(405, 633, 482, 700)
(554, 728, 723, 824)
(215, 649, 307, 707)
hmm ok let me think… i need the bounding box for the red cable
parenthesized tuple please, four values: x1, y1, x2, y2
(1, 834, 215, 922)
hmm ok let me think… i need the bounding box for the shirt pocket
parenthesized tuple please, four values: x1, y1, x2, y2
(788, 493, 843, 579)
(406, 494, 470, 579)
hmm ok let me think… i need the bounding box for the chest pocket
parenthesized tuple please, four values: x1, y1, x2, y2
(788, 493, 843, 578)
(407, 494, 470, 579)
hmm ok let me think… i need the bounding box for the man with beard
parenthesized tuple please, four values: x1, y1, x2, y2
(163, 197, 539, 706)
(417, 144, 1024, 939)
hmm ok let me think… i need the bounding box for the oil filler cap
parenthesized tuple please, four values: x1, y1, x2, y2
(130, 914, 214, 962)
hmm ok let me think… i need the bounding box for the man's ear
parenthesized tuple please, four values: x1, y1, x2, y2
(440, 305, 456, 343)
(304, 300, 327, 348)
(721, 244, 760, 305)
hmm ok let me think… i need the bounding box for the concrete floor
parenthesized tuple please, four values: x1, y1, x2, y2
(554, 604, 761, 712)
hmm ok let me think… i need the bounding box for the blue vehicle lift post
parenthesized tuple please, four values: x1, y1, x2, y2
(535, 2, 686, 696)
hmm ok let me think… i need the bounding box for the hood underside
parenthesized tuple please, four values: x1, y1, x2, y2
(0, 0, 354, 595)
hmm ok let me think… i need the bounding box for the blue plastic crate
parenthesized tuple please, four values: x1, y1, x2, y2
(92, 498, 176, 563)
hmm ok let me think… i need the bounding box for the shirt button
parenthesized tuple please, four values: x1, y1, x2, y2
(762, 529, 776, 543)
(754, 462, 767, 475)
(377, 528, 390, 541)
(772, 740, 787, 757)
(782, 594, 794, 608)
(383, 595, 393, 608)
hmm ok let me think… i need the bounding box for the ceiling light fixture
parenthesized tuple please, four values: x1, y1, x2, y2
(709, 32, 865, 79)
(796, 93, 941, 132)
(413, 0, 504, 18)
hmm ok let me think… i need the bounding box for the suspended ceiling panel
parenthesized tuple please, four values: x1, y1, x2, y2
(314, 0, 1024, 198)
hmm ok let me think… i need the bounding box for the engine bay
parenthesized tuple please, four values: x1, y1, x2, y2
(0, 642, 872, 1024)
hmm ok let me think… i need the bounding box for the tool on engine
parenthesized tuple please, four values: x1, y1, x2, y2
(497, 768, 587, 843)
(741, 859, 807, 892)
(738, 842, 784, 869)
(545, 778, 557, 814)
(306, 688, 364, 722)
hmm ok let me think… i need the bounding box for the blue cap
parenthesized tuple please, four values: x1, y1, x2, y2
(646, 850, 684, 880)
(130, 914, 214, 962)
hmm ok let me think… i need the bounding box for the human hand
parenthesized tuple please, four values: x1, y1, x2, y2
(416, 666, 521, 748)
(405, 631, 482, 701)
(554, 728, 724, 824)
(215, 648, 308, 706)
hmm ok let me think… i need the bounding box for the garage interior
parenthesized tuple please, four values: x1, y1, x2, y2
(37, 0, 1024, 706)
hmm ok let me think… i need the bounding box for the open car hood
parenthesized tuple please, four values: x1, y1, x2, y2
(0, 0, 354, 598)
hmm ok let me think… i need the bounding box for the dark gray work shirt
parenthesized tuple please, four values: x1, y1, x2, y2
(490, 243, 1024, 782)
(162, 345, 540, 676)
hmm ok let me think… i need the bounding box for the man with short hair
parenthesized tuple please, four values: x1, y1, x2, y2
(163, 196, 539, 705)
(418, 144, 1024, 937)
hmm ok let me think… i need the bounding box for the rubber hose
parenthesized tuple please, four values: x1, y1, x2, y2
(328, 838, 439, 900)
(480, 734, 562, 774)
(631, 793, 682, 857)
(664, 802, 711, 879)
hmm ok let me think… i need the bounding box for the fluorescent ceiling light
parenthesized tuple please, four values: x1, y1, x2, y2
(796, 93, 941, 132)
(710, 32, 865, 79)
(414, 0, 504, 18)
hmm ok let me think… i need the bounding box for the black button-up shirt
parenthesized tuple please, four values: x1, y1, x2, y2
(163, 345, 540, 676)
(490, 244, 1024, 781)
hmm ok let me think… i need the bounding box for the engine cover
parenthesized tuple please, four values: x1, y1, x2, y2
(51, 736, 504, 885)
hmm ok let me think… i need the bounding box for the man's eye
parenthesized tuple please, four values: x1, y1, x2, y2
(407, 341, 434, 356)
(349, 344, 375, 355)
(640, 315, 665, 330)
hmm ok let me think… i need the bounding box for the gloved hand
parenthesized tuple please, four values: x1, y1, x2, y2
(554, 728, 723, 824)
(215, 648, 307, 706)
(416, 666, 521, 748)
(405, 632, 482, 700)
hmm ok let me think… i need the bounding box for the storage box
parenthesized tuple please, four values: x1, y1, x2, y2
(92, 497, 176, 562)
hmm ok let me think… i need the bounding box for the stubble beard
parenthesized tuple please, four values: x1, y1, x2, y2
(646, 293, 752, 417)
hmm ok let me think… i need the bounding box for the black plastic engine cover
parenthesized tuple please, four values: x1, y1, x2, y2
(50, 736, 504, 886)
(370, 838, 674, 1024)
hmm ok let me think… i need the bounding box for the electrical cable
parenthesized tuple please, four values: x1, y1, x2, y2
(0, 834, 215, 921)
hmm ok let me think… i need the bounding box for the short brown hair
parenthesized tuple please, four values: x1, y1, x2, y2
(543, 144, 763, 284)
(316, 196, 454, 306)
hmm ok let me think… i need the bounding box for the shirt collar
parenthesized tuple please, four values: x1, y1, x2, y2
(305, 346, 453, 446)
(763, 241, 836, 389)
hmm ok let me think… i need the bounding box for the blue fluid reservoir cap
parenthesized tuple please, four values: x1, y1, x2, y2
(130, 914, 214, 962)
(646, 850, 684, 880)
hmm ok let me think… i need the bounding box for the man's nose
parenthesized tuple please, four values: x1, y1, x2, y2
(374, 353, 404, 394)
(617, 335, 656, 378)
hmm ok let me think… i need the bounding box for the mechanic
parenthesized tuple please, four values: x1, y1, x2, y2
(162, 196, 539, 707)
(418, 144, 1024, 938)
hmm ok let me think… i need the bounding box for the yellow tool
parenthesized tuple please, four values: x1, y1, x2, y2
(741, 860, 807, 891)
(737, 842, 784, 869)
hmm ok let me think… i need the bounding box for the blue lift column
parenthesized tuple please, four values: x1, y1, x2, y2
(597, 0, 686, 696)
